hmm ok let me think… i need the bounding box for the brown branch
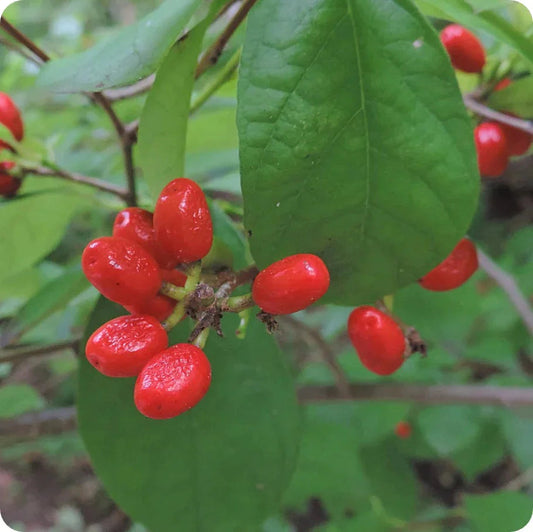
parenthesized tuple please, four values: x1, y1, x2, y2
(463, 94, 533, 134)
(103, 74, 155, 102)
(0, 339, 80, 364)
(477, 247, 533, 336)
(0, 35, 41, 65)
(0, 16, 50, 62)
(298, 383, 533, 407)
(283, 316, 352, 399)
(195, 0, 257, 78)
(0, 406, 76, 439)
(28, 165, 130, 199)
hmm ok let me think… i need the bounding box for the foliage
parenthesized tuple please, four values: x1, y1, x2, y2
(0, 0, 532, 531)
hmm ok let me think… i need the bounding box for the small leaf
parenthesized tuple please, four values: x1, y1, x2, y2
(0, 384, 44, 418)
(0, 191, 80, 282)
(488, 77, 533, 116)
(36, 0, 203, 92)
(237, 0, 479, 305)
(138, 20, 208, 200)
(359, 438, 418, 521)
(464, 491, 533, 532)
(417, 405, 483, 456)
(78, 298, 300, 532)
(415, 0, 533, 70)
(501, 407, 533, 470)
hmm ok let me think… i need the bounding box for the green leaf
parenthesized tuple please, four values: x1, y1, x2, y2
(359, 438, 418, 521)
(138, 20, 208, 200)
(488, 77, 533, 116)
(0, 384, 44, 418)
(501, 407, 533, 470)
(78, 298, 300, 532)
(2, 267, 88, 344)
(464, 492, 533, 532)
(415, 0, 533, 70)
(0, 191, 79, 282)
(237, 0, 479, 305)
(36, 0, 202, 92)
(417, 405, 484, 456)
(284, 405, 370, 520)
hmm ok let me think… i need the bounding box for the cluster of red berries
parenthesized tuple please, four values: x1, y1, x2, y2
(439, 24, 532, 178)
(347, 238, 478, 376)
(82, 178, 334, 419)
(0, 93, 24, 197)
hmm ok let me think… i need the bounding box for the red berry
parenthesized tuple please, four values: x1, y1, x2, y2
(85, 315, 168, 377)
(499, 113, 532, 157)
(82, 236, 162, 306)
(153, 178, 213, 264)
(0, 93, 24, 142)
(394, 421, 412, 439)
(0, 162, 20, 197)
(347, 306, 405, 376)
(494, 78, 512, 91)
(112, 207, 177, 269)
(440, 24, 486, 73)
(124, 269, 187, 321)
(0, 139, 14, 152)
(474, 122, 508, 177)
(134, 344, 212, 419)
(252, 254, 330, 315)
(419, 237, 478, 291)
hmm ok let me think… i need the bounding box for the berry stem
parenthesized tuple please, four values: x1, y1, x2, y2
(235, 309, 251, 340)
(161, 298, 188, 331)
(192, 327, 210, 349)
(160, 282, 187, 301)
(223, 293, 254, 312)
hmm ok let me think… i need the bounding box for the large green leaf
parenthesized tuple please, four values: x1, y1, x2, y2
(78, 298, 300, 532)
(0, 191, 79, 282)
(237, 0, 479, 305)
(36, 0, 202, 92)
(464, 492, 533, 532)
(138, 20, 208, 200)
(415, 0, 533, 70)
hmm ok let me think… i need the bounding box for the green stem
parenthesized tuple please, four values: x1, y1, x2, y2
(192, 327, 210, 349)
(161, 298, 188, 331)
(160, 282, 187, 301)
(190, 47, 242, 114)
(224, 293, 254, 312)
(235, 309, 251, 340)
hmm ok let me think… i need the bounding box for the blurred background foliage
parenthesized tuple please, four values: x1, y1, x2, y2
(0, 0, 531, 531)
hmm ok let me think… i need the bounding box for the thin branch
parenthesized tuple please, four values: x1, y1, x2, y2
(284, 316, 352, 399)
(28, 165, 130, 199)
(477, 247, 533, 336)
(195, 0, 258, 78)
(103, 74, 155, 102)
(298, 383, 533, 407)
(0, 16, 49, 62)
(0, 339, 80, 364)
(0, 406, 76, 439)
(0, 35, 41, 65)
(463, 94, 533, 134)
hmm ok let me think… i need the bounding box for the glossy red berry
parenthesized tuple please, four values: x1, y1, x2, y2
(82, 236, 162, 306)
(0, 93, 24, 141)
(499, 113, 532, 157)
(394, 421, 412, 439)
(348, 306, 405, 376)
(252, 254, 330, 315)
(124, 269, 187, 321)
(85, 315, 168, 377)
(419, 238, 478, 292)
(113, 207, 177, 269)
(153, 178, 213, 264)
(134, 344, 212, 419)
(0, 161, 20, 197)
(440, 24, 486, 73)
(474, 122, 508, 177)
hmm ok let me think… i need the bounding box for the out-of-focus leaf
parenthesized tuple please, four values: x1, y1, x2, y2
(0, 384, 44, 418)
(36, 0, 203, 92)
